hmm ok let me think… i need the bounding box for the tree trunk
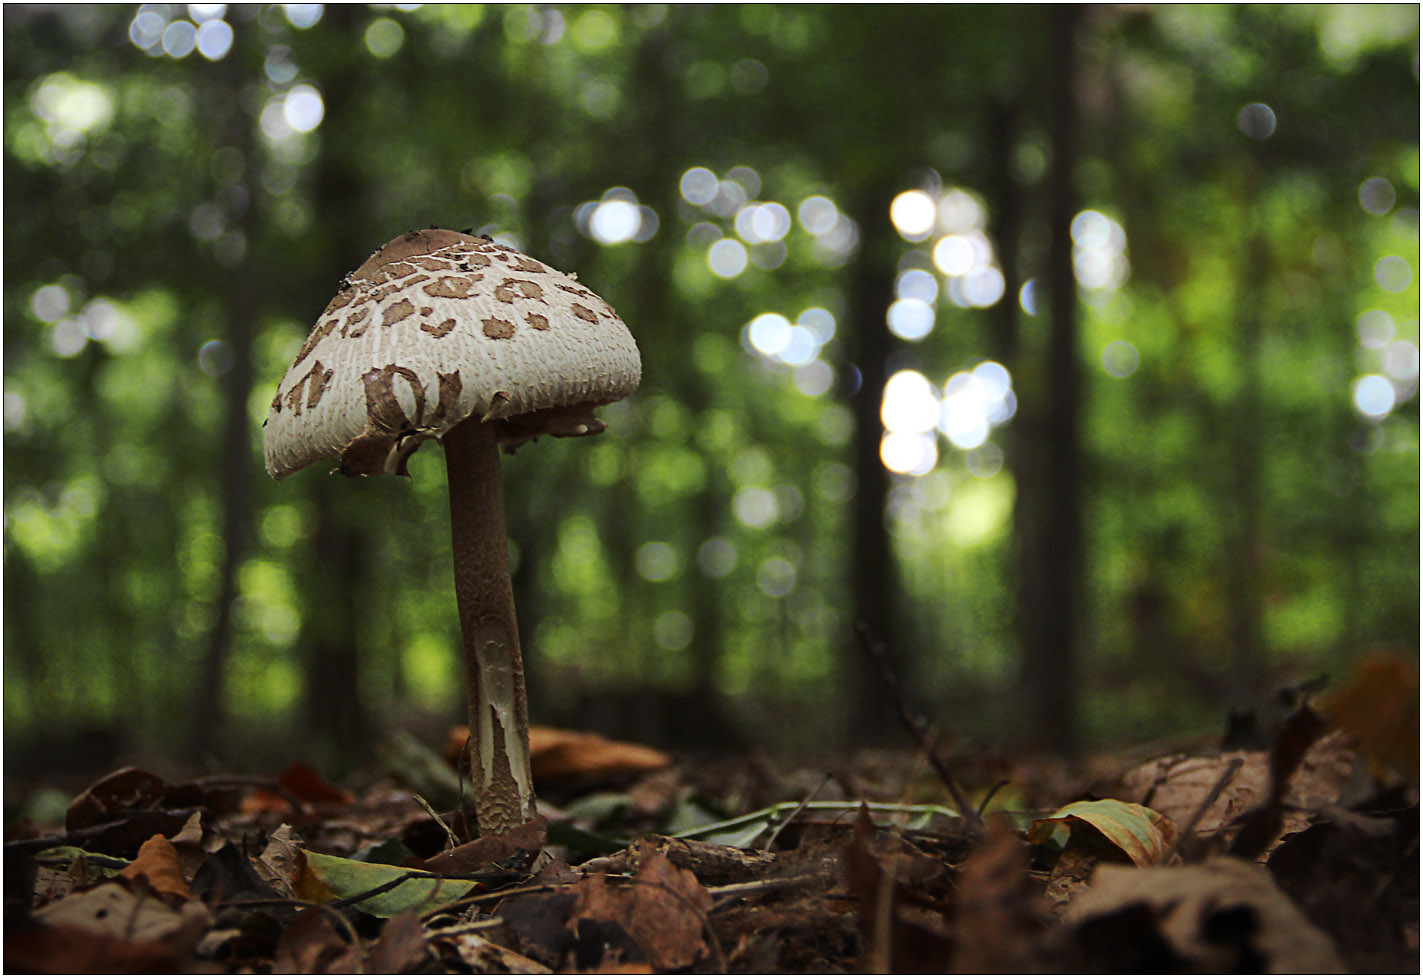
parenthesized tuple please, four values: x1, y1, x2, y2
(186, 51, 260, 764)
(294, 3, 370, 767)
(1016, 5, 1084, 754)
(845, 192, 903, 744)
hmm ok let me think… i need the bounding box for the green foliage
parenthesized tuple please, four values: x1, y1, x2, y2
(3, 5, 1417, 763)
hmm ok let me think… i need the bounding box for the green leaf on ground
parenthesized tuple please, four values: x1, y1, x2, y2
(298, 849, 474, 917)
(1028, 799, 1177, 866)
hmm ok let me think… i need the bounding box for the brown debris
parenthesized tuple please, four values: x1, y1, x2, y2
(6, 719, 1415, 974)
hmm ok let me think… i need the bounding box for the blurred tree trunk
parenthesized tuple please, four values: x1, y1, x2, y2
(187, 49, 260, 764)
(301, 486, 369, 763)
(845, 192, 903, 744)
(297, 4, 370, 767)
(1226, 167, 1269, 705)
(1015, 5, 1083, 754)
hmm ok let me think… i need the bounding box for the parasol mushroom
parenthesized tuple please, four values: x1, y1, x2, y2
(263, 228, 641, 835)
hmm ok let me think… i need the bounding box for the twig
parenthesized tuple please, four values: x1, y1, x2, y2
(1164, 756, 1243, 864)
(976, 779, 1011, 818)
(413, 792, 460, 851)
(762, 773, 831, 850)
(217, 897, 362, 946)
(706, 872, 826, 904)
(853, 622, 982, 828)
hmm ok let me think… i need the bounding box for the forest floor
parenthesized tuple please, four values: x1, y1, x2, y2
(4, 658, 1417, 974)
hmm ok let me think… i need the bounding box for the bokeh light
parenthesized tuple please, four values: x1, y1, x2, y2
(635, 541, 680, 582)
(282, 84, 324, 132)
(680, 166, 718, 206)
(1072, 209, 1129, 291)
(881, 370, 940, 434)
(1359, 177, 1397, 215)
(733, 487, 778, 528)
(1238, 102, 1277, 139)
(591, 198, 640, 244)
(1102, 339, 1140, 378)
(880, 431, 938, 476)
(365, 18, 405, 58)
(938, 362, 1016, 450)
(933, 235, 975, 276)
(1357, 309, 1395, 348)
(886, 298, 934, 341)
(1353, 374, 1396, 418)
(1383, 340, 1420, 382)
(735, 201, 791, 243)
(195, 19, 234, 60)
(283, 4, 323, 29)
(797, 195, 838, 234)
(653, 610, 694, 651)
(708, 238, 748, 278)
(890, 190, 937, 240)
(697, 537, 738, 577)
(1374, 255, 1412, 293)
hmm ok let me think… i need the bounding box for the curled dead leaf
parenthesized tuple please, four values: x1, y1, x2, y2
(119, 833, 190, 902)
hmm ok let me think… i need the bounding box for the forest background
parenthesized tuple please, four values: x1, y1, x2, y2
(3, 4, 1419, 782)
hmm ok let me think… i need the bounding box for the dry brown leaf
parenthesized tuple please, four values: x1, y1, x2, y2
(367, 912, 429, 974)
(569, 843, 713, 971)
(65, 767, 171, 832)
(254, 823, 302, 899)
(444, 725, 671, 781)
(120, 833, 191, 901)
(1061, 856, 1347, 973)
(33, 881, 211, 947)
(953, 813, 1045, 973)
(423, 815, 546, 874)
(429, 927, 552, 973)
(530, 727, 672, 781)
(1320, 653, 1419, 779)
(272, 908, 361, 974)
(168, 811, 209, 881)
(1116, 730, 1355, 857)
(4, 923, 184, 973)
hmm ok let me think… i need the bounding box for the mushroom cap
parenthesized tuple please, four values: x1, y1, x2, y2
(263, 229, 641, 480)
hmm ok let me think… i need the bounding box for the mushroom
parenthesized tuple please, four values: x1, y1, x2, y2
(263, 228, 641, 835)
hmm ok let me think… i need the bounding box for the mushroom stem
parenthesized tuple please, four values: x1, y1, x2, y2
(443, 417, 535, 836)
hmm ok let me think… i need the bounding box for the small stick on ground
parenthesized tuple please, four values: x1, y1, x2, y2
(853, 622, 982, 829)
(1165, 755, 1243, 864)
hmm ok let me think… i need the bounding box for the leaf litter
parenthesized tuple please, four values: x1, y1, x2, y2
(4, 673, 1419, 973)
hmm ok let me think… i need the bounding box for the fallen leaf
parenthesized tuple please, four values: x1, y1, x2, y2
(1320, 653, 1420, 780)
(120, 833, 191, 901)
(1115, 729, 1356, 857)
(298, 848, 475, 918)
(843, 804, 955, 973)
(569, 842, 713, 971)
(423, 815, 545, 875)
(1230, 705, 1328, 860)
(445, 725, 672, 782)
(1057, 856, 1347, 973)
(529, 726, 672, 782)
(428, 926, 552, 974)
(253, 824, 302, 898)
(953, 813, 1045, 972)
(190, 843, 291, 912)
(4, 923, 184, 973)
(1029, 799, 1177, 867)
(367, 911, 430, 974)
(33, 880, 211, 947)
(1267, 805, 1419, 973)
(65, 767, 171, 832)
(272, 908, 361, 974)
